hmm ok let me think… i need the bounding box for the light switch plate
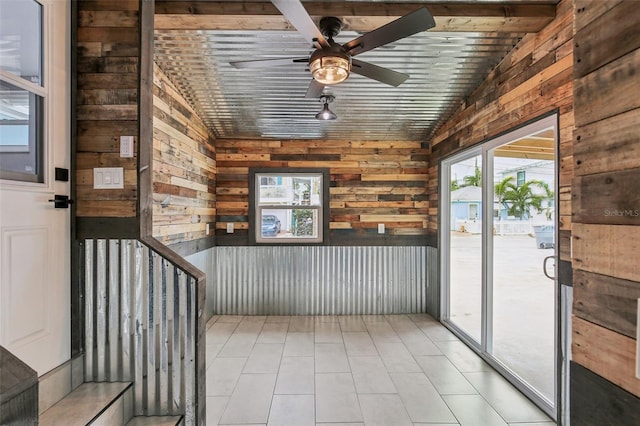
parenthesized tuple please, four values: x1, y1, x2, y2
(227, 223, 234, 233)
(120, 136, 134, 158)
(378, 223, 385, 234)
(94, 167, 124, 189)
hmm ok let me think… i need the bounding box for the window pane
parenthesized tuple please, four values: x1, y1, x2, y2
(0, 79, 43, 182)
(448, 154, 483, 343)
(260, 210, 283, 238)
(492, 131, 556, 404)
(0, 0, 43, 85)
(259, 208, 320, 240)
(258, 174, 322, 206)
(291, 208, 318, 237)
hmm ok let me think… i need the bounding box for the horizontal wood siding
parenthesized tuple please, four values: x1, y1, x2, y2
(573, 269, 640, 339)
(572, 0, 640, 408)
(428, 0, 574, 259)
(572, 316, 640, 397)
(152, 64, 216, 246)
(75, 0, 139, 220)
(215, 139, 429, 244)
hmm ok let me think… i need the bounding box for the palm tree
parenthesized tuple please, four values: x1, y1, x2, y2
(537, 180, 555, 220)
(503, 179, 546, 220)
(494, 176, 514, 220)
(462, 159, 482, 187)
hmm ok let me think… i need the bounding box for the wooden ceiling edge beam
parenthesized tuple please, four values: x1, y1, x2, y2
(495, 147, 554, 154)
(493, 152, 555, 160)
(154, 2, 556, 33)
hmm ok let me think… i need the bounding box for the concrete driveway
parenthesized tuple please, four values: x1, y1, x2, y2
(448, 232, 555, 402)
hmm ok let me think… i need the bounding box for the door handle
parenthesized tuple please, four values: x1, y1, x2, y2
(48, 195, 73, 209)
(543, 255, 555, 280)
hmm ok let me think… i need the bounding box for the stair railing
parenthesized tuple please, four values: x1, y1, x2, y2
(82, 238, 205, 425)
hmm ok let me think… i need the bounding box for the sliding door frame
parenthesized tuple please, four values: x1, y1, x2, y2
(439, 113, 559, 419)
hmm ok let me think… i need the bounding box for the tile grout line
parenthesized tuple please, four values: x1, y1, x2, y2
(263, 316, 287, 426)
(207, 314, 552, 426)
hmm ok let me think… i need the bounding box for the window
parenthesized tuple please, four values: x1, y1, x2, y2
(0, 0, 45, 183)
(516, 170, 526, 187)
(250, 168, 329, 244)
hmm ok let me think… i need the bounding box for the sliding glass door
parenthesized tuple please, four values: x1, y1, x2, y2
(448, 154, 483, 343)
(441, 115, 558, 416)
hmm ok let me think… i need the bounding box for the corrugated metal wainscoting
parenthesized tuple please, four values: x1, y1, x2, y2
(83, 239, 202, 422)
(426, 246, 439, 318)
(213, 246, 439, 316)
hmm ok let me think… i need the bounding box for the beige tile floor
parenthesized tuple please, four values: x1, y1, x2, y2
(205, 314, 555, 426)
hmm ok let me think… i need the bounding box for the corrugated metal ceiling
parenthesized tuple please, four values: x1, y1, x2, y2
(153, 1, 557, 142)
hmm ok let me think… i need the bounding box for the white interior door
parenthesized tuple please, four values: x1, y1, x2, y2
(0, 0, 70, 376)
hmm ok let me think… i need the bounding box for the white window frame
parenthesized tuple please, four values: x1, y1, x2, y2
(252, 170, 326, 244)
(0, 0, 51, 187)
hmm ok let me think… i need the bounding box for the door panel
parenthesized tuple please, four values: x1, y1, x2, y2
(0, 200, 69, 375)
(0, 0, 70, 375)
(491, 140, 556, 404)
(448, 154, 483, 343)
(2, 227, 49, 345)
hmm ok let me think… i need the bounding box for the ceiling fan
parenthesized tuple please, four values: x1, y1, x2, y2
(230, 0, 436, 98)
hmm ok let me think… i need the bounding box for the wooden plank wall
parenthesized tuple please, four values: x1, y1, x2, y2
(428, 0, 574, 260)
(571, 0, 640, 419)
(152, 64, 216, 249)
(75, 0, 140, 226)
(215, 139, 430, 245)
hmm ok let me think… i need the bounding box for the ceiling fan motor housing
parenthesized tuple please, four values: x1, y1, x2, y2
(309, 20, 352, 86)
(319, 16, 343, 39)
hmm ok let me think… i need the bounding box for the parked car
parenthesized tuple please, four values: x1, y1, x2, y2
(261, 215, 281, 236)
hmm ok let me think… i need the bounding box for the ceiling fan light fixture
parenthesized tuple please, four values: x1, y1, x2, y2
(315, 95, 337, 120)
(309, 49, 351, 85)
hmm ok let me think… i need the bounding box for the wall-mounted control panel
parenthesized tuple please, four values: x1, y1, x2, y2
(94, 167, 124, 189)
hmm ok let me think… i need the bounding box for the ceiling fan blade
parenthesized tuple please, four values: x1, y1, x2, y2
(230, 57, 307, 69)
(342, 8, 435, 56)
(271, 0, 330, 49)
(351, 59, 408, 87)
(305, 79, 326, 98)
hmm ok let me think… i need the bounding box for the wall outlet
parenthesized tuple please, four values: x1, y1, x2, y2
(378, 223, 385, 234)
(120, 135, 134, 158)
(227, 223, 234, 233)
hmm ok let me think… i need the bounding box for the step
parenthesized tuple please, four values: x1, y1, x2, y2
(39, 382, 132, 426)
(126, 415, 183, 426)
(0, 345, 38, 424)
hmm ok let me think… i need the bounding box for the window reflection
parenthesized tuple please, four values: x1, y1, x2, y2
(0, 80, 43, 182)
(0, 0, 43, 85)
